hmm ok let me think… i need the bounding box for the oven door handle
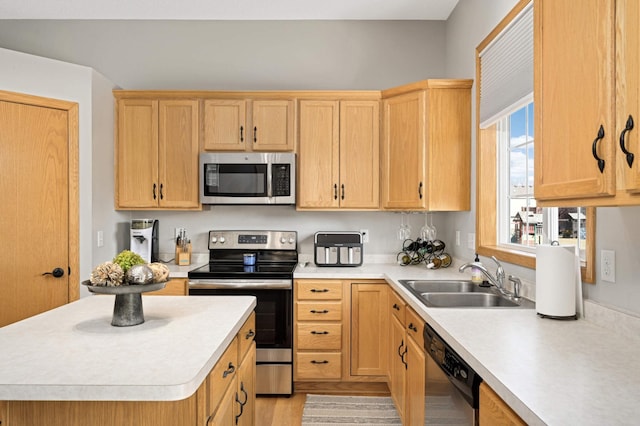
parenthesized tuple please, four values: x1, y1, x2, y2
(188, 279, 292, 290)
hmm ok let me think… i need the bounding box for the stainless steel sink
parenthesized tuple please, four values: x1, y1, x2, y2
(398, 279, 534, 309)
(399, 279, 491, 294)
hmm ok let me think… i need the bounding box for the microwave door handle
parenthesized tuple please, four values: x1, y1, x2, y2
(267, 164, 273, 198)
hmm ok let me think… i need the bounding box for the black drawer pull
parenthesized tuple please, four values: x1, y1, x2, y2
(592, 125, 606, 173)
(310, 309, 329, 314)
(311, 360, 329, 364)
(408, 323, 418, 332)
(392, 303, 400, 311)
(311, 330, 329, 335)
(245, 329, 255, 339)
(222, 362, 235, 378)
(620, 115, 635, 167)
(310, 288, 329, 293)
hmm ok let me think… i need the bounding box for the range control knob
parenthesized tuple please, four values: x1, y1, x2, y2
(288, 236, 295, 244)
(211, 236, 218, 244)
(280, 237, 287, 244)
(219, 236, 226, 244)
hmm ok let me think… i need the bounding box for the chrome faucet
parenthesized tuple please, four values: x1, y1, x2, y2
(459, 256, 511, 297)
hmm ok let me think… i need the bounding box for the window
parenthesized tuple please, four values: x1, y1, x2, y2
(475, 0, 594, 282)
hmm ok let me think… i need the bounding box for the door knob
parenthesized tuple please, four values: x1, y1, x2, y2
(42, 267, 65, 278)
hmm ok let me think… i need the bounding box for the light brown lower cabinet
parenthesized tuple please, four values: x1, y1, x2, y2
(147, 277, 188, 295)
(1, 313, 256, 426)
(479, 381, 526, 426)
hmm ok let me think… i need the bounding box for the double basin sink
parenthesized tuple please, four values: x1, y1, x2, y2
(399, 279, 534, 309)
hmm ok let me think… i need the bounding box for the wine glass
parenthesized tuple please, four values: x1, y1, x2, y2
(429, 212, 437, 240)
(420, 212, 430, 241)
(397, 212, 411, 241)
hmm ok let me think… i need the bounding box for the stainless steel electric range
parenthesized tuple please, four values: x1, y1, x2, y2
(188, 230, 297, 396)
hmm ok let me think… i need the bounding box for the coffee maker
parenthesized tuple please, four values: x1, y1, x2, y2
(130, 219, 158, 263)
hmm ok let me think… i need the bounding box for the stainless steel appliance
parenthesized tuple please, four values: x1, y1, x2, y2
(129, 219, 158, 263)
(423, 323, 482, 425)
(188, 230, 297, 395)
(199, 152, 295, 205)
(314, 231, 363, 267)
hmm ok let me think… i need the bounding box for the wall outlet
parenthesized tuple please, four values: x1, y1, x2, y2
(468, 233, 475, 250)
(456, 230, 461, 246)
(97, 230, 104, 248)
(360, 229, 369, 243)
(601, 250, 615, 283)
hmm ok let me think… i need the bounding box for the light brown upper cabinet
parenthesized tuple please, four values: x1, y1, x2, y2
(297, 99, 380, 209)
(115, 98, 200, 210)
(534, 0, 640, 206)
(381, 80, 473, 211)
(203, 99, 295, 152)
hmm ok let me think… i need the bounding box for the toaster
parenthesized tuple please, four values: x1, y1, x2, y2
(314, 232, 363, 267)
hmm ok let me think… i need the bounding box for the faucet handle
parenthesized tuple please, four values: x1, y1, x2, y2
(491, 256, 505, 280)
(508, 275, 522, 299)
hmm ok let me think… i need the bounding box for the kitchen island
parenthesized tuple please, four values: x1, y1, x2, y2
(0, 295, 256, 425)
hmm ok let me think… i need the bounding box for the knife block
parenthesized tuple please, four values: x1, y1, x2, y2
(175, 243, 192, 266)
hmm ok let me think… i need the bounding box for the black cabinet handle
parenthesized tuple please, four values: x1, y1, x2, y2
(311, 330, 329, 335)
(418, 181, 423, 199)
(397, 339, 404, 357)
(310, 309, 329, 314)
(222, 362, 235, 378)
(235, 382, 248, 424)
(311, 288, 329, 293)
(401, 346, 408, 369)
(240, 126, 244, 142)
(254, 126, 257, 143)
(245, 329, 255, 339)
(333, 184, 338, 200)
(311, 360, 329, 364)
(153, 183, 157, 200)
(408, 323, 418, 332)
(620, 115, 635, 168)
(42, 267, 65, 278)
(159, 183, 164, 200)
(592, 125, 606, 173)
(392, 303, 400, 311)
(341, 184, 345, 200)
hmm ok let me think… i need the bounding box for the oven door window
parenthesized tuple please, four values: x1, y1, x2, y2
(204, 163, 267, 197)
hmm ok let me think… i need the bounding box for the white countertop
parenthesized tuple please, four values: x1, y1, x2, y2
(0, 295, 256, 401)
(294, 260, 640, 426)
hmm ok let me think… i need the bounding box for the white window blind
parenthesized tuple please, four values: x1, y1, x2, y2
(479, 2, 533, 128)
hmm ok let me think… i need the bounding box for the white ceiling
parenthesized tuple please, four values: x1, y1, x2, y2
(0, 0, 459, 20)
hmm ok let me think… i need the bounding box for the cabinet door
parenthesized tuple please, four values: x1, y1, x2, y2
(158, 100, 200, 208)
(208, 375, 237, 426)
(389, 315, 406, 423)
(203, 100, 247, 151)
(618, 0, 640, 193)
(405, 332, 426, 426)
(534, 0, 616, 200)
(252, 100, 295, 151)
(479, 382, 526, 426)
(350, 283, 388, 376)
(235, 342, 255, 426)
(298, 100, 340, 208)
(116, 99, 159, 208)
(340, 101, 380, 208)
(382, 91, 426, 209)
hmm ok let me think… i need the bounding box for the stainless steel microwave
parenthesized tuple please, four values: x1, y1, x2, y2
(200, 152, 296, 205)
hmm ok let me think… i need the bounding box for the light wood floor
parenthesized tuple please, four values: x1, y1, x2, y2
(255, 393, 307, 426)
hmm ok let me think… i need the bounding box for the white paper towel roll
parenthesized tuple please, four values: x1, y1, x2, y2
(536, 244, 581, 319)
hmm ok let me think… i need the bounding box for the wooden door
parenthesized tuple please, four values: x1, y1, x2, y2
(339, 101, 380, 209)
(235, 342, 256, 426)
(534, 0, 616, 200)
(297, 100, 340, 208)
(252, 100, 295, 151)
(405, 334, 426, 426)
(389, 315, 406, 423)
(382, 91, 426, 209)
(202, 99, 247, 151)
(617, 0, 640, 193)
(350, 283, 388, 376)
(158, 100, 200, 208)
(0, 92, 78, 327)
(116, 99, 159, 208)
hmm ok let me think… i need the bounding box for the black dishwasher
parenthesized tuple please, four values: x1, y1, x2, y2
(423, 323, 483, 425)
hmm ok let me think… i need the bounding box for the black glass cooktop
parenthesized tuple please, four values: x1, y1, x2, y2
(188, 262, 296, 279)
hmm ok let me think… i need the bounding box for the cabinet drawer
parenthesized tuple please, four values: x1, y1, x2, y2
(296, 301, 342, 321)
(297, 323, 342, 350)
(147, 278, 187, 295)
(296, 280, 343, 300)
(389, 290, 406, 325)
(296, 352, 342, 380)
(238, 312, 256, 360)
(405, 308, 423, 346)
(207, 337, 238, 412)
